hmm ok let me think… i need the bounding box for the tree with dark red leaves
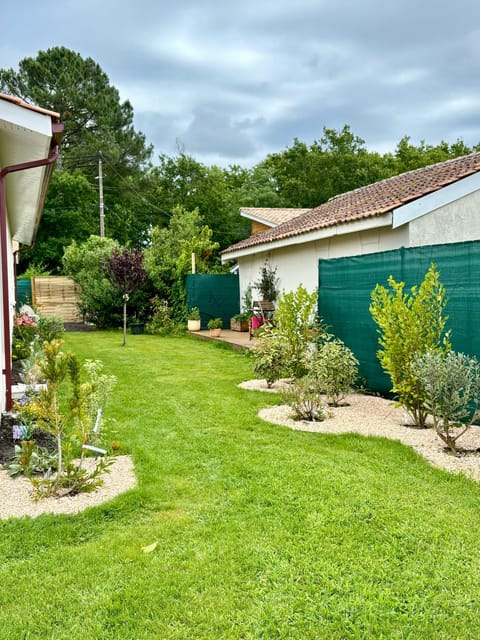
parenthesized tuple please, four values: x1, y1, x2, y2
(106, 247, 147, 345)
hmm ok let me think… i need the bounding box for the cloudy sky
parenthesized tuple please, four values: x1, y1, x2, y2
(2, 0, 480, 167)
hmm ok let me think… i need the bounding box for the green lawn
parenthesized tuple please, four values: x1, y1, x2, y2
(1, 331, 480, 639)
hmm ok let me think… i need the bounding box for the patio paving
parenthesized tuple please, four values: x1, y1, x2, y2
(188, 329, 254, 351)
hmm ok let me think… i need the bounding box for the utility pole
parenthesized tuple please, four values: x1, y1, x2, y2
(98, 152, 105, 237)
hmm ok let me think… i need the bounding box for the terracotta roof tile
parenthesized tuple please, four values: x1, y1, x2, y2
(223, 152, 480, 254)
(240, 207, 311, 226)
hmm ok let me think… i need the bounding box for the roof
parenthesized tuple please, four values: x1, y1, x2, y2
(0, 93, 60, 119)
(223, 152, 480, 255)
(0, 94, 62, 245)
(240, 207, 311, 227)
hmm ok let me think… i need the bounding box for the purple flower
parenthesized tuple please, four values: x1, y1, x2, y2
(12, 425, 20, 440)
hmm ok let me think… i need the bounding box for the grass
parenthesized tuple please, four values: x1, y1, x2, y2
(1, 330, 480, 639)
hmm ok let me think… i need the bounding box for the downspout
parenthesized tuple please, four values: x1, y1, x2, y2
(1, 142, 59, 411)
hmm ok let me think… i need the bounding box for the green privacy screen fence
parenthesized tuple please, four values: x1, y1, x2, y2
(318, 240, 480, 394)
(16, 278, 33, 309)
(186, 274, 240, 330)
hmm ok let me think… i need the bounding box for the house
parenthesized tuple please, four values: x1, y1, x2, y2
(221, 153, 480, 302)
(240, 207, 311, 236)
(0, 93, 62, 412)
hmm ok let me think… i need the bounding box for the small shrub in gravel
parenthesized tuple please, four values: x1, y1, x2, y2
(412, 350, 480, 453)
(307, 339, 359, 406)
(251, 326, 292, 388)
(282, 377, 326, 422)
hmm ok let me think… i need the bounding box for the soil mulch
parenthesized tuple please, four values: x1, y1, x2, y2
(0, 413, 56, 465)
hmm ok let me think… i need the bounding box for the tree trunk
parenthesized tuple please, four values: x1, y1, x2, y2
(123, 300, 127, 346)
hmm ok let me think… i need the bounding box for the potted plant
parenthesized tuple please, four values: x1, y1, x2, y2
(129, 314, 145, 335)
(187, 307, 201, 332)
(207, 317, 223, 337)
(254, 258, 279, 303)
(230, 312, 250, 332)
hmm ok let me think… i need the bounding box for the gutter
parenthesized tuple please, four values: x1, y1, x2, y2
(1, 138, 60, 411)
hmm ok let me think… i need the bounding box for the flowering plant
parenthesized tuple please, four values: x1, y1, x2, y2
(12, 312, 38, 361)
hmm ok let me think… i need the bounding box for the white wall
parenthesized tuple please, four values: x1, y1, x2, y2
(0, 217, 15, 413)
(238, 225, 409, 305)
(409, 190, 480, 246)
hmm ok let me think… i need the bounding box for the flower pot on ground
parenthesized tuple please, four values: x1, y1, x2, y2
(187, 319, 201, 331)
(129, 322, 145, 335)
(230, 313, 250, 332)
(187, 307, 201, 331)
(207, 318, 222, 337)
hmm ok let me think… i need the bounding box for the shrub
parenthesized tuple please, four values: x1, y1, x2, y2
(146, 297, 174, 335)
(207, 318, 223, 330)
(37, 315, 64, 342)
(412, 351, 480, 453)
(273, 284, 321, 378)
(309, 339, 359, 406)
(281, 377, 326, 421)
(11, 312, 37, 363)
(14, 339, 116, 498)
(7, 440, 57, 478)
(188, 306, 201, 320)
(370, 264, 450, 427)
(251, 327, 292, 387)
(63, 235, 121, 328)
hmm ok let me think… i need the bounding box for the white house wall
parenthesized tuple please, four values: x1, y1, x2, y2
(408, 189, 480, 246)
(0, 217, 15, 413)
(239, 225, 409, 304)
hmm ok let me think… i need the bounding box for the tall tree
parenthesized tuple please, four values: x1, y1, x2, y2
(1, 47, 156, 266)
(0, 46, 152, 176)
(261, 125, 391, 207)
(389, 136, 474, 173)
(19, 169, 98, 273)
(149, 151, 250, 248)
(144, 206, 220, 317)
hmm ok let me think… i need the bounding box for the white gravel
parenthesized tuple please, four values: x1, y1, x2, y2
(0, 455, 136, 520)
(242, 380, 480, 482)
(4, 381, 479, 519)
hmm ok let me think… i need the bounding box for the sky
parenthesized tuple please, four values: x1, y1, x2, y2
(2, 0, 480, 168)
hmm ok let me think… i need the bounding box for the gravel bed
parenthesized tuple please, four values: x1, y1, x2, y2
(242, 380, 480, 482)
(0, 455, 136, 520)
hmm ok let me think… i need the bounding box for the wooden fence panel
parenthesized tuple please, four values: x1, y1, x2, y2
(32, 277, 83, 323)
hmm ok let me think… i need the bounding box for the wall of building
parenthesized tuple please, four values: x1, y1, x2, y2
(0, 219, 15, 413)
(409, 190, 480, 246)
(238, 224, 409, 306)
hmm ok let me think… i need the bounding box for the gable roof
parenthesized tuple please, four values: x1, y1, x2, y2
(223, 152, 480, 255)
(240, 207, 311, 227)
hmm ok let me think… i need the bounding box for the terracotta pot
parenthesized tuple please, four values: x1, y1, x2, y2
(209, 328, 221, 337)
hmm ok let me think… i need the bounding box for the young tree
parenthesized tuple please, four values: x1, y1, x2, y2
(105, 248, 148, 346)
(144, 206, 220, 318)
(370, 264, 450, 427)
(412, 351, 480, 453)
(273, 285, 320, 378)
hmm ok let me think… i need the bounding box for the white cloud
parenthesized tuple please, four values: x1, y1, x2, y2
(2, 0, 480, 165)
